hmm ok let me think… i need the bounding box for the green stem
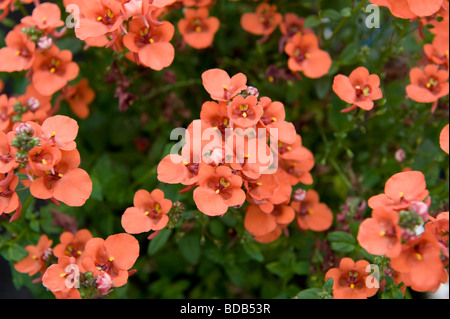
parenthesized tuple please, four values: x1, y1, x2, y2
(15, 0, 28, 16)
(142, 79, 201, 101)
(323, 0, 368, 48)
(329, 158, 352, 189)
(21, 195, 34, 216)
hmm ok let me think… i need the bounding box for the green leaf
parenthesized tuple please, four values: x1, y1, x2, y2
(303, 15, 322, 28)
(293, 261, 310, 276)
(243, 242, 264, 262)
(7, 244, 29, 262)
(148, 229, 172, 256)
(330, 242, 355, 253)
(296, 288, 321, 299)
(266, 261, 291, 279)
(177, 232, 201, 265)
(326, 231, 356, 244)
(340, 7, 352, 17)
(339, 42, 360, 64)
(323, 277, 334, 292)
(322, 9, 341, 20)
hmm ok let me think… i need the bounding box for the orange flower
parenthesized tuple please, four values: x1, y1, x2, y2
(33, 115, 79, 151)
(120, 0, 150, 20)
(123, 17, 175, 70)
(29, 149, 92, 207)
(31, 45, 79, 96)
(227, 95, 263, 128)
(226, 128, 274, 179)
(14, 234, 53, 277)
(406, 64, 449, 113)
(16, 84, 52, 123)
(258, 96, 296, 145)
(390, 229, 445, 292)
(244, 173, 279, 203)
(279, 13, 313, 39)
(178, 8, 220, 49)
(63, 79, 95, 119)
(424, 37, 449, 69)
(0, 0, 13, 21)
(244, 204, 295, 243)
(426, 211, 449, 247)
(0, 28, 36, 72)
(81, 233, 140, 288)
(200, 100, 230, 134)
(241, 3, 282, 36)
(42, 256, 81, 298)
(256, 169, 292, 212)
(278, 142, 315, 186)
(368, 171, 429, 211)
(440, 124, 449, 154)
(332, 67, 383, 113)
(27, 142, 62, 176)
(284, 33, 332, 79)
(291, 189, 333, 232)
(385, 0, 444, 19)
(121, 189, 173, 234)
(157, 154, 199, 185)
(0, 94, 15, 133)
(357, 206, 402, 258)
(201, 68, 247, 102)
(21, 2, 65, 33)
(0, 171, 20, 218)
(193, 165, 245, 216)
(149, 0, 177, 7)
(325, 258, 379, 299)
(53, 229, 93, 264)
(0, 131, 19, 173)
(182, 0, 213, 7)
(74, 0, 124, 41)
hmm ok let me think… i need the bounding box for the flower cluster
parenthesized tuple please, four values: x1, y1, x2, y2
(0, 2, 95, 124)
(1, 115, 92, 223)
(357, 170, 448, 293)
(14, 231, 140, 299)
(157, 68, 331, 243)
(372, 0, 450, 113)
(241, 3, 332, 79)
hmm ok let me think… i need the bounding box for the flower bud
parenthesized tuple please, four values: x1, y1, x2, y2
(37, 36, 53, 50)
(245, 86, 259, 98)
(15, 123, 34, 135)
(27, 97, 40, 112)
(292, 188, 307, 202)
(395, 149, 406, 163)
(96, 272, 113, 295)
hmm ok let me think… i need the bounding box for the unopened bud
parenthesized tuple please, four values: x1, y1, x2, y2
(37, 36, 53, 50)
(409, 201, 429, 221)
(395, 149, 406, 163)
(245, 86, 259, 97)
(27, 97, 40, 111)
(15, 123, 34, 135)
(292, 188, 307, 202)
(96, 272, 113, 295)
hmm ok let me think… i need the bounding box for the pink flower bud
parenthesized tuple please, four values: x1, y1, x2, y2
(27, 97, 40, 111)
(37, 36, 53, 50)
(409, 201, 429, 221)
(15, 123, 34, 135)
(292, 188, 307, 202)
(245, 86, 259, 97)
(96, 272, 113, 295)
(395, 149, 406, 163)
